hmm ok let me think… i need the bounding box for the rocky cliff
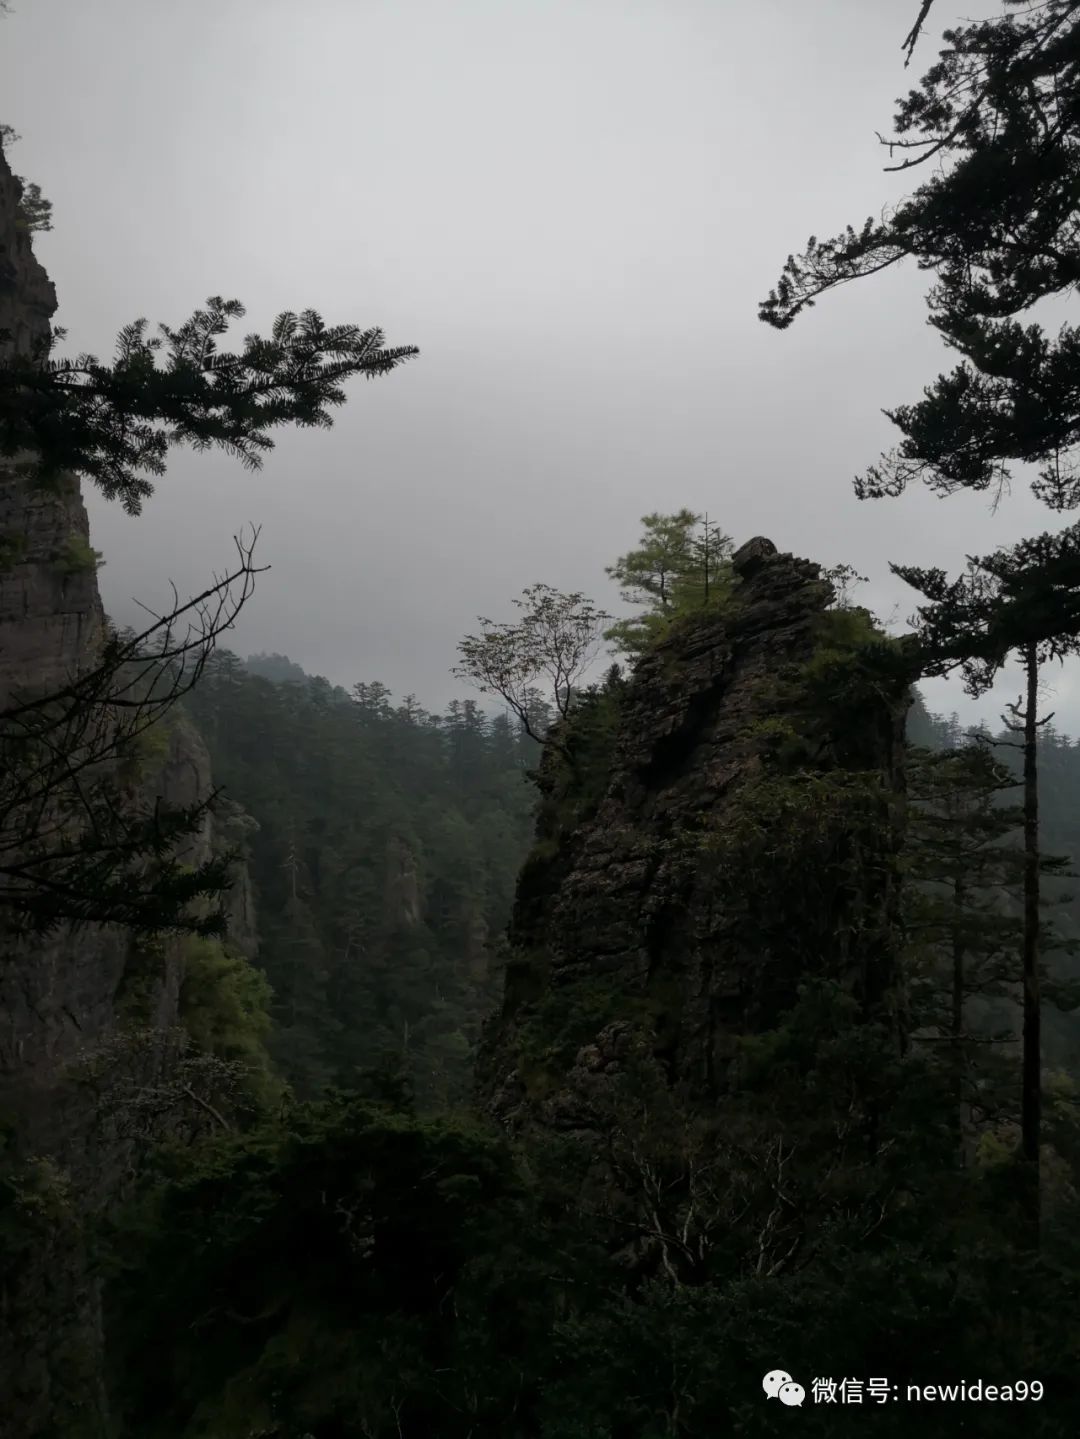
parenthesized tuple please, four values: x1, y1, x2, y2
(478, 540, 911, 1145)
(0, 147, 258, 1438)
(0, 153, 103, 697)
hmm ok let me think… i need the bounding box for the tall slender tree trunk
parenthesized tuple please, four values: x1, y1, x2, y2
(951, 872, 967, 1163)
(950, 876, 965, 1043)
(1020, 642, 1041, 1239)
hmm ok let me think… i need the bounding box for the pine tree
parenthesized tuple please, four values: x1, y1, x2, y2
(904, 742, 1078, 1160)
(905, 742, 1025, 1126)
(2, 298, 418, 514)
(604, 509, 735, 656)
(760, 1, 1080, 692)
(0, 176, 416, 932)
(898, 537, 1080, 1234)
(761, 2, 1080, 513)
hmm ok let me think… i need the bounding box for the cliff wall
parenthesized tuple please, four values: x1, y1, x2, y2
(0, 148, 257, 1439)
(478, 539, 910, 1143)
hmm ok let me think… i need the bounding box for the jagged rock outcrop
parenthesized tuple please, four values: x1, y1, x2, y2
(0, 147, 260, 1438)
(730, 533, 777, 578)
(0, 156, 104, 698)
(478, 543, 910, 1138)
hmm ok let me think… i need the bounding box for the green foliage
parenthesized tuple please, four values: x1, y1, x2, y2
(115, 933, 169, 1024)
(14, 177, 52, 234)
(707, 604, 904, 833)
(706, 766, 884, 872)
(134, 717, 169, 763)
(515, 977, 648, 1094)
(703, 764, 895, 992)
(533, 976, 1080, 1437)
(105, 1097, 543, 1439)
(544, 666, 624, 809)
(115, 715, 171, 786)
(0, 1154, 75, 1260)
(902, 719, 1080, 1207)
(92, 665, 1080, 1436)
(802, 605, 907, 701)
(511, 667, 625, 940)
(604, 509, 735, 657)
(0, 782, 236, 939)
(0, 296, 418, 514)
(761, 2, 1080, 508)
(0, 1147, 107, 1438)
(820, 559, 869, 608)
(56, 533, 104, 576)
(0, 221, 413, 941)
(810, 601, 880, 651)
(454, 584, 611, 748)
(182, 651, 537, 1108)
(88, 1023, 1069, 1435)
(761, 1, 1080, 756)
(243, 651, 309, 685)
(896, 528, 1080, 695)
(179, 936, 277, 1107)
(909, 695, 1080, 1076)
(677, 590, 904, 788)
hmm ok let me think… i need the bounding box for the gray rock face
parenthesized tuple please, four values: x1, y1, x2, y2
(0, 158, 104, 705)
(0, 163, 56, 358)
(731, 534, 778, 579)
(0, 155, 118, 1138)
(0, 147, 259, 1437)
(0, 148, 119, 1437)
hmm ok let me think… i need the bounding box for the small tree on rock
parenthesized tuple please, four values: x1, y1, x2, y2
(454, 584, 610, 758)
(604, 510, 734, 656)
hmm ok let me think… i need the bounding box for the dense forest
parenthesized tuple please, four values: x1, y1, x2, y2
(79, 643, 1080, 1439)
(4, 1, 1080, 1436)
(181, 652, 1080, 1107)
(183, 651, 539, 1107)
(87, 605, 1080, 1437)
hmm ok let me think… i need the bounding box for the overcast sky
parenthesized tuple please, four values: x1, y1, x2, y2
(4, 0, 1075, 733)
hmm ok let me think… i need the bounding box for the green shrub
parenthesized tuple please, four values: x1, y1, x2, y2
(14, 177, 53, 234)
(57, 534, 104, 576)
(179, 936, 278, 1105)
(118, 719, 171, 783)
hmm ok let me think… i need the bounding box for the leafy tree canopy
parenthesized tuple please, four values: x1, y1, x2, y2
(454, 584, 611, 751)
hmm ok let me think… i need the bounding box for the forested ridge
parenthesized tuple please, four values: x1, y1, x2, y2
(181, 651, 539, 1107)
(5, 1, 1080, 1435)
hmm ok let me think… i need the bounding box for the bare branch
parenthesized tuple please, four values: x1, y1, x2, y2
(902, 1, 938, 68)
(0, 529, 266, 935)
